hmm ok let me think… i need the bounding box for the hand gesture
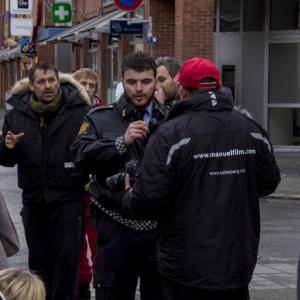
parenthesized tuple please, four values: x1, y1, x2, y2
(155, 86, 167, 104)
(125, 174, 131, 190)
(124, 121, 149, 146)
(5, 131, 25, 149)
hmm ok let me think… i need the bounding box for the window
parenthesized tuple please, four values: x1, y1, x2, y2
(269, 108, 300, 145)
(88, 41, 99, 72)
(244, 0, 265, 31)
(222, 65, 235, 100)
(269, 43, 300, 104)
(270, 0, 299, 30)
(220, 0, 240, 32)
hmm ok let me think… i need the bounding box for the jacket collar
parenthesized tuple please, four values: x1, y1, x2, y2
(8, 80, 88, 119)
(116, 95, 168, 122)
(167, 90, 233, 121)
(10, 73, 90, 105)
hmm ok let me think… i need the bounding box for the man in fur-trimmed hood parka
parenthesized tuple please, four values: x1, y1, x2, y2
(0, 62, 90, 300)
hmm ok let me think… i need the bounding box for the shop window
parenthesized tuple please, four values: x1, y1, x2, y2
(269, 108, 300, 145)
(270, 0, 299, 30)
(222, 65, 235, 100)
(88, 41, 99, 72)
(269, 43, 300, 104)
(220, 0, 240, 32)
(243, 0, 265, 31)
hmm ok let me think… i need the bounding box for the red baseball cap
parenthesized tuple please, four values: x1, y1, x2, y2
(177, 57, 220, 90)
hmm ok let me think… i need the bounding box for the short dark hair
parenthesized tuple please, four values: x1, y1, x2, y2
(121, 51, 157, 78)
(155, 57, 181, 79)
(29, 62, 59, 83)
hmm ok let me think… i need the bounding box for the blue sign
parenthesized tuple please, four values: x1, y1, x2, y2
(110, 20, 143, 35)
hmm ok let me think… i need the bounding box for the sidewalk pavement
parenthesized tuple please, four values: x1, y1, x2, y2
(270, 155, 300, 201)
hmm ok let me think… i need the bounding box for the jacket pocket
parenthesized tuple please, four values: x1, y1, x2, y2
(18, 168, 41, 191)
(48, 167, 87, 191)
(96, 212, 117, 247)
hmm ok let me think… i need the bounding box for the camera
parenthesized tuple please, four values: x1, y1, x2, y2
(106, 159, 139, 192)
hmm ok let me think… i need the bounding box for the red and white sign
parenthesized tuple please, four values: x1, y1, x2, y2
(114, 0, 143, 11)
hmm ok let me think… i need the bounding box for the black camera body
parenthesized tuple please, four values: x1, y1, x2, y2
(106, 159, 139, 192)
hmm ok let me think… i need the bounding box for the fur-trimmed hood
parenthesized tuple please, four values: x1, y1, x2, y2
(11, 73, 90, 105)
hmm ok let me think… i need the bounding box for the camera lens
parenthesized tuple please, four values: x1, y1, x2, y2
(106, 173, 125, 192)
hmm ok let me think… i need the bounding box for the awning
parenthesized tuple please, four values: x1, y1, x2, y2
(41, 9, 127, 43)
(0, 46, 21, 62)
(37, 27, 68, 42)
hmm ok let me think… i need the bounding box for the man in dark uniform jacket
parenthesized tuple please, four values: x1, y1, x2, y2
(0, 62, 90, 300)
(112, 57, 281, 300)
(72, 52, 167, 300)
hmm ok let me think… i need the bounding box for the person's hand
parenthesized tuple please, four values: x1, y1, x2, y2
(5, 131, 24, 149)
(155, 86, 166, 104)
(125, 174, 131, 190)
(124, 121, 149, 146)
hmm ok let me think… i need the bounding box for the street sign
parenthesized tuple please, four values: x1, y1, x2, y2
(20, 37, 35, 55)
(110, 20, 143, 35)
(52, 3, 72, 24)
(114, 0, 143, 11)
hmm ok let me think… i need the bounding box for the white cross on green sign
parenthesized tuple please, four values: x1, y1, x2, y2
(52, 3, 72, 23)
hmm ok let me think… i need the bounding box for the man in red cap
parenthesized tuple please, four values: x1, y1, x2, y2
(110, 57, 281, 299)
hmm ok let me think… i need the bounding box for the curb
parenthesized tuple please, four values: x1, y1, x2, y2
(267, 193, 300, 201)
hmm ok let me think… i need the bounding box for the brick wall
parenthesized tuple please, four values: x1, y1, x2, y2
(144, 0, 175, 59)
(74, 0, 101, 23)
(175, 0, 214, 62)
(37, 43, 55, 64)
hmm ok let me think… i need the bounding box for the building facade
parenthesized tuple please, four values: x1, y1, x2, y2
(0, 0, 300, 146)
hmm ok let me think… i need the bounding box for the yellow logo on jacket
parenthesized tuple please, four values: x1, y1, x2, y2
(78, 121, 89, 136)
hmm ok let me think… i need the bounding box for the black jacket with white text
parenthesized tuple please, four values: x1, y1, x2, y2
(117, 90, 281, 290)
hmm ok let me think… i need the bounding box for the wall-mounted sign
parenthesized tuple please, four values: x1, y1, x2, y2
(114, 0, 143, 11)
(10, 0, 32, 15)
(110, 19, 143, 34)
(52, 2, 72, 24)
(20, 37, 35, 55)
(10, 17, 32, 37)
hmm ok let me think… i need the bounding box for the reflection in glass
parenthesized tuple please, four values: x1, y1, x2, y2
(269, 108, 300, 145)
(269, 43, 300, 104)
(220, 0, 240, 32)
(270, 0, 299, 30)
(244, 0, 265, 31)
(222, 65, 235, 100)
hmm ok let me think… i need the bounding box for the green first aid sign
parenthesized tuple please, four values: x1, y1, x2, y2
(52, 3, 72, 23)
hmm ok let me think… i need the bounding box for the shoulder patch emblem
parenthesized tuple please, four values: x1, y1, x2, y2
(78, 121, 89, 136)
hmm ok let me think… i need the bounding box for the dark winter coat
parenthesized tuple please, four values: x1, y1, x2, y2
(0, 74, 90, 204)
(116, 90, 281, 290)
(71, 96, 168, 230)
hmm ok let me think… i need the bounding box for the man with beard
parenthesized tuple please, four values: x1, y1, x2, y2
(72, 51, 167, 300)
(110, 58, 281, 300)
(155, 56, 181, 108)
(0, 62, 90, 300)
